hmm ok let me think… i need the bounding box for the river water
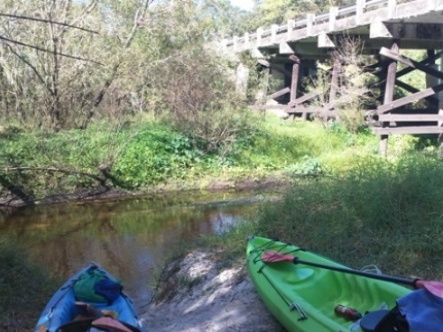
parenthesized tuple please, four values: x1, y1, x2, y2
(0, 189, 279, 310)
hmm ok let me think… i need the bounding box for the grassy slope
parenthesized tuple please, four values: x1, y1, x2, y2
(207, 135, 443, 282)
(0, 117, 379, 201)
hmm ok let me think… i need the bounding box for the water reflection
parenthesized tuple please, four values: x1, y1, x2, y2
(0, 190, 273, 309)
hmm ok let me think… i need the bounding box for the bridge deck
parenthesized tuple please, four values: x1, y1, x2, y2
(225, 0, 443, 57)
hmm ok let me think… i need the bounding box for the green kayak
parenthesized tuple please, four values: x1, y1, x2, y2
(246, 236, 412, 332)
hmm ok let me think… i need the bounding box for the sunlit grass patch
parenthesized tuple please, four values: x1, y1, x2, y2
(251, 155, 443, 279)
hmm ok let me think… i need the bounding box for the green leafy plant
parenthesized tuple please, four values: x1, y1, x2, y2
(290, 156, 323, 177)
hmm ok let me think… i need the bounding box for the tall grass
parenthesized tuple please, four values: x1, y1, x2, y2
(232, 118, 378, 171)
(0, 239, 57, 331)
(252, 154, 443, 279)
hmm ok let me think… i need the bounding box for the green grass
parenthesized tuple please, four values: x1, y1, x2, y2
(0, 239, 57, 331)
(209, 153, 443, 281)
(0, 117, 385, 201)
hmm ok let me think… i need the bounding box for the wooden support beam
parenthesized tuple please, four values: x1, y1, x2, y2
(267, 87, 290, 100)
(290, 57, 300, 105)
(383, 46, 397, 106)
(395, 79, 439, 105)
(373, 51, 443, 87)
(394, 80, 417, 93)
(378, 114, 443, 122)
(288, 91, 319, 106)
(377, 83, 443, 113)
(373, 126, 443, 135)
(379, 43, 398, 156)
(380, 47, 443, 81)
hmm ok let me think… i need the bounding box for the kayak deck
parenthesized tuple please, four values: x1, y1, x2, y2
(34, 263, 145, 332)
(246, 236, 412, 332)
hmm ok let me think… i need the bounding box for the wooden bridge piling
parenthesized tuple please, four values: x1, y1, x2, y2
(226, 0, 443, 155)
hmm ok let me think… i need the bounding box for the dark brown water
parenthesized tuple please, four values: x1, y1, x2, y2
(0, 189, 276, 310)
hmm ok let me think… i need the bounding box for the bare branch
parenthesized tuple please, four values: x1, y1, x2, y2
(0, 12, 99, 34)
(81, 0, 151, 128)
(0, 35, 102, 65)
(68, 0, 98, 33)
(4, 43, 54, 95)
(3, 166, 105, 183)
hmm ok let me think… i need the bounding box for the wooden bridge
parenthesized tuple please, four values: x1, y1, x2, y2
(224, 0, 443, 155)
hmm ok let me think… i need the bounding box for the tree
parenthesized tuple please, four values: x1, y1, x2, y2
(0, 0, 151, 130)
(247, 0, 355, 28)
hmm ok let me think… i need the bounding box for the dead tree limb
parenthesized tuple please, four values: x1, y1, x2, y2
(2, 166, 107, 185)
(0, 174, 34, 206)
(0, 35, 102, 64)
(0, 12, 98, 34)
(80, 0, 151, 129)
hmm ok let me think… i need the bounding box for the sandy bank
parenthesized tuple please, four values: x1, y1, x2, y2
(141, 250, 286, 331)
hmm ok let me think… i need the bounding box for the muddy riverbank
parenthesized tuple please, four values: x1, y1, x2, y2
(0, 174, 289, 209)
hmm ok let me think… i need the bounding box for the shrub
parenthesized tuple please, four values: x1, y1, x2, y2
(113, 125, 205, 187)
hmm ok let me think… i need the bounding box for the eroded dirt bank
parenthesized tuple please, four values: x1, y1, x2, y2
(141, 250, 286, 332)
(0, 175, 289, 209)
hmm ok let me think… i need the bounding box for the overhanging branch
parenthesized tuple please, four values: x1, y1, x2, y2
(0, 13, 99, 34)
(0, 35, 102, 65)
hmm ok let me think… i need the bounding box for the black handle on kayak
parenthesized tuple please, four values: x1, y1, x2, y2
(293, 257, 418, 287)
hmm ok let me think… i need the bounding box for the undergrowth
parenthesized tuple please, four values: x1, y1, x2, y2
(250, 154, 443, 279)
(0, 117, 385, 201)
(0, 239, 57, 331)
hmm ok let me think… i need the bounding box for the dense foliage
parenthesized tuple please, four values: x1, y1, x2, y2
(1, 118, 378, 201)
(235, 0, 356, 29)
(0, 0, 246, 131)
(0, 0, 262, 200)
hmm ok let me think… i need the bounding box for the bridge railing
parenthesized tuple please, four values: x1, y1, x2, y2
(225, 0, 415, 52)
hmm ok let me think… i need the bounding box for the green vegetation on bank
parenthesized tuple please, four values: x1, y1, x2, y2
(0, 118, 380, 202)
(0, 239, 57, 331)
(207, 150, 443, 283)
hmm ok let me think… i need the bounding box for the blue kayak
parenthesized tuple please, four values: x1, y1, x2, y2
(34, 263, 146, 332)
